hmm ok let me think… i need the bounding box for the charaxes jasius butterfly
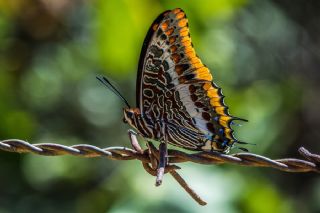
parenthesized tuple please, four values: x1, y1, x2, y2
(98, 8, 247, 181)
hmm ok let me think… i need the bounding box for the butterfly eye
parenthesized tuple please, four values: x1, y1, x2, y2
(127, 111, 134, 117)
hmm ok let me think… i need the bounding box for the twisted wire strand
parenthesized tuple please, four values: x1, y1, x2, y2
(0, 139, 319, 206)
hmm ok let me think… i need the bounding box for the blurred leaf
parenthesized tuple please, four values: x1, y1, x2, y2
(241, 180, 293, 213)
(2, 110, 36, 139)
(93, 0, 162, 76)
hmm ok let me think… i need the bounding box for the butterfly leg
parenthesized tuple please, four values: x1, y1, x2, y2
(128, 129, 143, 154)
(156, 142, 167, 186)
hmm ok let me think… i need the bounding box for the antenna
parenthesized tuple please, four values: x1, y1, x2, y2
(96, 76, 131, 108)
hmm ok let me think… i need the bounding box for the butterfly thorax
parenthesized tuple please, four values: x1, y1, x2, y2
(124, 106, 173, 142)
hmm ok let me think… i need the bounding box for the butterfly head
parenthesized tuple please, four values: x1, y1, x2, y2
(123, 108, 141, 127)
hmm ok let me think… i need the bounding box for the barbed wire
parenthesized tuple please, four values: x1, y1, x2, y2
(0, 139, 319, 206)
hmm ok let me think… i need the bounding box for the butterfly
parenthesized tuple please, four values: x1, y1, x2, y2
(98, 8, 247, 154)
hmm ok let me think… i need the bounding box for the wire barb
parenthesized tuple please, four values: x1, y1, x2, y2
(0, 139, 319, 205)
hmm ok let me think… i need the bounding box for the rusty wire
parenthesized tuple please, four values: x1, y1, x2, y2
(1, 139, 319, 206)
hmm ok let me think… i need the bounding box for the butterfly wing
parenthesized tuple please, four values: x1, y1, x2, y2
(136, 8, 244, 152)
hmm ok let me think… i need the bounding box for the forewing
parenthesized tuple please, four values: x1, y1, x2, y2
(137, 8, 242, 151)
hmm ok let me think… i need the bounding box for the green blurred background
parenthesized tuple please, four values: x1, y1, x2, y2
(0, 0, 319, 212)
